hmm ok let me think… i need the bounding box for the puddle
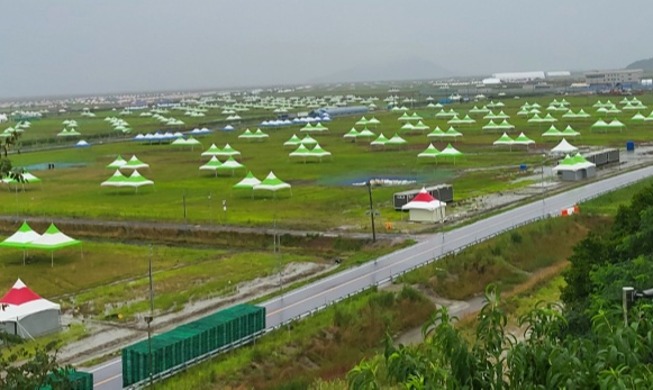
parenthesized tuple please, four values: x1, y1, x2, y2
(23, 162, 87, 171)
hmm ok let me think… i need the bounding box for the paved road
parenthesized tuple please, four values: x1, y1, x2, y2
(90, 165, 653, 389)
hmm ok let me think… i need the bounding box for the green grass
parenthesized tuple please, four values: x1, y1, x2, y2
(582, 176, 653, 215)
(1, 323, 88, 360)
(157, 286, 433, 390)
(399, 215, 604, 300)
(4, 94, 652, 230)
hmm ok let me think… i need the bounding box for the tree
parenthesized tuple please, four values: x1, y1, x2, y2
(0, 130, 24, 182)
(348, 285, 653, 389)
(0, 341, 73, 389)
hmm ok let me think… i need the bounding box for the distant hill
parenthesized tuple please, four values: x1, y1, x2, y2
(312, 57, 452, 84)
(626, 57, 653, 71)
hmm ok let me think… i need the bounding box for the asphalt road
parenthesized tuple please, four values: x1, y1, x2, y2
(90, 165, 653, 389)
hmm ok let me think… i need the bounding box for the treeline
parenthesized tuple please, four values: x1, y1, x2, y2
(346, 183, 653, 389)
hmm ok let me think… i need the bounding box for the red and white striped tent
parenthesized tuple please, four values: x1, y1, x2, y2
(401, 188, 446, 223)
(0, 279, 61, 339)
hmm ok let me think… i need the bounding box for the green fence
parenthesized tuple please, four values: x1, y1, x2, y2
(122, 304, 265, 387)
(38, 369, 94, 390)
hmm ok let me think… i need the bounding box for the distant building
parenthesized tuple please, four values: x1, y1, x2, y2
(492, 71, 546, 83)
(546, 71, 571, 78)
(584, 69, 643, 87)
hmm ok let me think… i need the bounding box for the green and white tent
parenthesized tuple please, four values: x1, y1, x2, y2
(199, 156, 223, 175)
(542, 113, 557, 123)
(29, 223, 82, 267)
(0, 222, 41, 249)
(201, 143, 222, 157)
(300, 123, 315, 132)
(482, 120, 501, 131)
(469, 106, 490, 114)
(355, 117, 369, 126)
(497, 119, 515, 130)
(367, 117, 381, 126)
(483, 111, 500, 120)
(527, 114, 545, 123)
(233, 171, 261, 190)
(309, 144, 332, 160)
(514, 132, 535, 146)
(289, 144, 312, 159)
(410, 112, 423, 121)
(101, 170, 128, 187)
(417, 143, 440, 159)
(0, 222, 43, 265)
(216, 156, 245, 175)
(312, 122, 329, 132)
(253, 172, 292, 197)
(561, 126, 580, 137)
(400, 122, 415, 131)
(120, 155, 149, 170)
(493, 132, 514, 146)
(252, 128, 269, 140)
(300, 135, 318, 146)
(171, 136, 202, 150)
(427, 126, 446, 138)
(591, 119, 610, 131)
(552, 153, 595, 173)
(438, 143, 463, 163)
(398, 112, 411, 121)
(447, 115, 464, 125)
(124, 170, 154, 188)
(631, 112, 646, 122)
(607, 119, 625, 131)
(216, 143, 241, 158)
(386, 133, 407, 146)
(284, 134, 302, 147)
(57, 128, 81, 137)
(29, 223, 80, 250)
(343, 128, 360, 139)
(542, 125, 563, 138)
(645, 112, 653, 122)
(444, 127, 463, 138)
(371, 133, 389, 146)
(238, 129, 255, 139)
(357, 128, 376, 138)
(460, 114, 476, 124)
(576, 109, 591, 118)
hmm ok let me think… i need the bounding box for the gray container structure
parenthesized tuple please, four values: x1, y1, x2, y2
(393, 184, 454, 210)
(559, 166, 597, 181)
(584, 148, 619, 168)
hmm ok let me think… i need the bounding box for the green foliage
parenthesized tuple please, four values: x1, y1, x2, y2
(0, 341, 71, 389)
(349, 284, 653, 389)
(563, 183, 653, 333)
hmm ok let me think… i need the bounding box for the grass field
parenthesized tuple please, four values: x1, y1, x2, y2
(0, 225, 408, 322)
(3, 94, 652, 230)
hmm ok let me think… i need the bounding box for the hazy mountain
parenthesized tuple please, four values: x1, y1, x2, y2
(312, 57, 453, 84)
(626, 57, 653, 71)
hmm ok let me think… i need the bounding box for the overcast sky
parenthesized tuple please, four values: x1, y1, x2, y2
(1, 0, 651, 98)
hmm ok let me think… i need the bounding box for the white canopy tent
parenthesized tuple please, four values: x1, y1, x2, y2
(0, 279, 61, 339)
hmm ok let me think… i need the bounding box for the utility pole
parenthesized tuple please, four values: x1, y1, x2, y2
(182, 191, 187, 223)
(146, 245, 155, 388)
(541, 153, 546, 217)
(366, 181, 376, 243)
